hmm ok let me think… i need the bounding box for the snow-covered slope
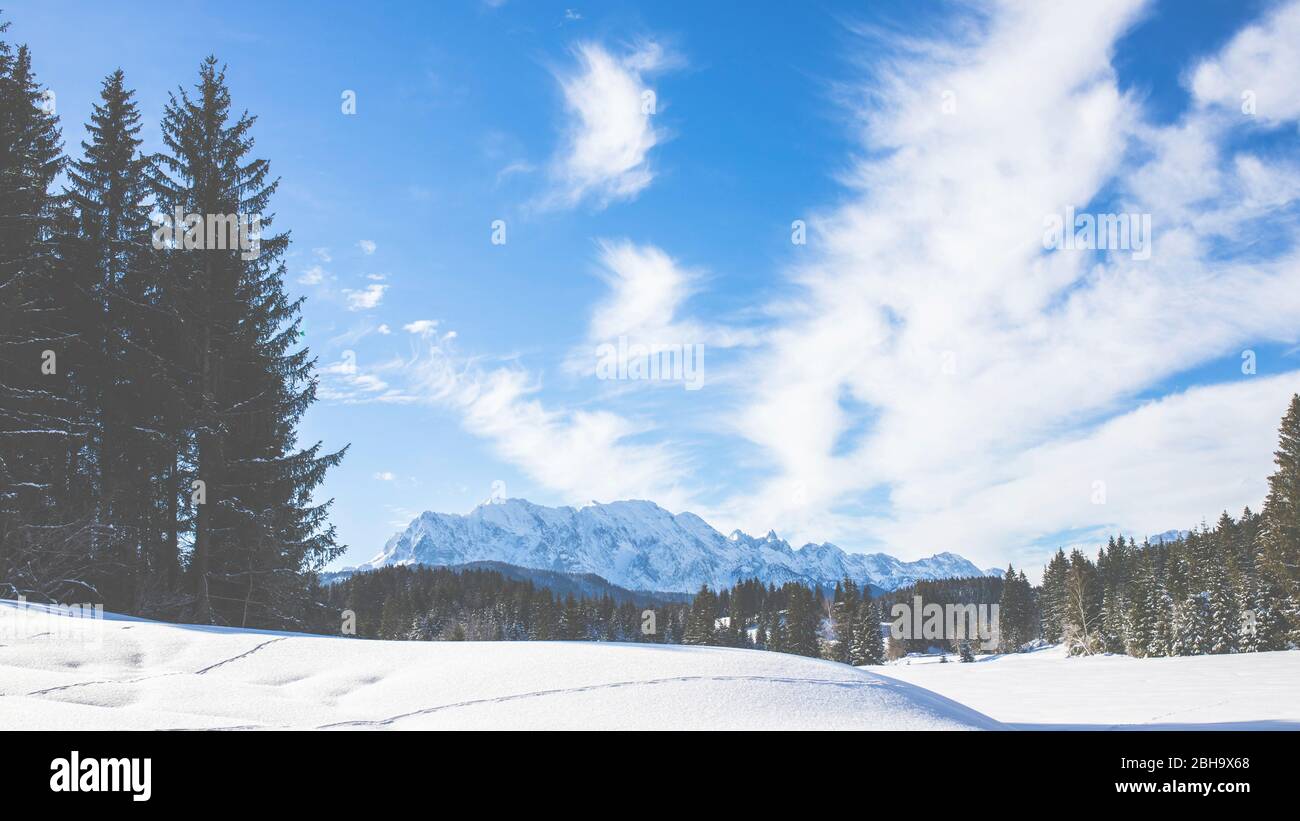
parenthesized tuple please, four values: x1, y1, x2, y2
(0, 601, 996, 730)
(361, 498, 991, 593)
(868, 646, 1300, 730)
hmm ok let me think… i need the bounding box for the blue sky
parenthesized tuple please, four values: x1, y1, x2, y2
(9, 0, 1300, 575)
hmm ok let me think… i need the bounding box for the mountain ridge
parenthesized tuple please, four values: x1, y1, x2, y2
(361, 498, 999, 593)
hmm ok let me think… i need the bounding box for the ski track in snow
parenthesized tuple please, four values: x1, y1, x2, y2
(317, 675, 884, 728)
(194, 637, 287, 675)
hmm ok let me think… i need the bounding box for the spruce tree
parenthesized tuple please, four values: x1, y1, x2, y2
(683, 584, 716, 645)
(1124, 557, 1157, 657)
(1260, 394, 1300, 645)
(0, 30, 83, 602)
(1205, 561, 1238, 654)
(1039, 549, 1069, 642)
(61, 69, 170, 613)
(830, 578, 857, 663)
(1170, 594, 1207, 656)
(147, 58, 345, 627)
(782, 584, 820, 658)
(849, 599, 884, 665)
(997, 564, 1032, 652)
(1151, 582, 1174, 657)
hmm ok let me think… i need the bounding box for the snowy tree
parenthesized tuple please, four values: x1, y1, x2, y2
(830, 579, 858, 664)
(1205, 562, 1239, 654)
(1063, 550, 1104, 655)
(849, 599, 884, 665)
(1260, 394, 1300, 646)
(1039, 549, 1069, 643)
(683, 585, 716, 645)
(997, 564, 1033, 652)
(1169, 595, 1207, 656)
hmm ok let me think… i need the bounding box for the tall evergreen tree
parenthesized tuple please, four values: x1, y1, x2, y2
(1205, 560, 1238, 654)
(1259, 394, 1300, 645)
(61, 69, 169, 613)
(683, 584, 716, 645)
(849, 598, 884, 665)
(782, 583, 820, 658)
(997, 564, 1034, 652)
(1169, 594, 1207, 657)
(830, 578, 858, 663)
(1039, 549, 1068, 643)
(147, 58, 345, 626)
(1124, 556, 1158, 657)
(0, 29, 83, 602)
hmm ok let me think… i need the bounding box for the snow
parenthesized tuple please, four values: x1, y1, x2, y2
(0, 601, 997, 731)
(867, 645, 1300, 729)
(10, 599, 1291, 730)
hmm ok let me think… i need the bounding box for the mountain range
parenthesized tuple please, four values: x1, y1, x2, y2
(361, 498, 1000, 594)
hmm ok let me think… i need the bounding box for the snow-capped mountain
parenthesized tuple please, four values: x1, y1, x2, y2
(361, 498, 995, 593)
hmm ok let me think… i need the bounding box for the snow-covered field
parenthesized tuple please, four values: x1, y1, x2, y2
(0, 601, 994, 730)
(5, 601, 1295, 730)
(868, 647, 1300, 730)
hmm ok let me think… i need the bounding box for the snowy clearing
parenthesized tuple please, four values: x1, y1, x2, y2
(6, 602, 1295, 730)
(0, 602, 995, 730)
(867, 646, 1300, 730)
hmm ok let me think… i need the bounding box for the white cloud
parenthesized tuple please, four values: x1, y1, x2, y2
(1190, 1, 1300, 125)
(317, 2, 1300, 575)
(297, 265, 326, 285)
(377, 324, 392, 335)
(312, 247, 332, 262)
(319, 330, 692, 508)
(358, 239, 377, 255)
(704, 0, 1300, 567)
(496, 160, 535, 185)
(319, 351, 394, 402)
(373, 471, 397, 481)
(872, 374, 1300, 572)
(450, 366, 690, 507)
(589, 240, 695, 343)
(404, 319, 439, 337)
(343, 283, 388, 311)
(572, 239, 758, 371)
(367, 273, 387, 281)
(545, 40, 675, 209)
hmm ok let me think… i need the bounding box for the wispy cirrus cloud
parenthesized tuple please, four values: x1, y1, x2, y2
(582, 239, 757, 351)
(707, 0, 1300, 567)
(320, 320, 693, 507)
(318, 2, 1300, 574)
(542, 40, 678, 209)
